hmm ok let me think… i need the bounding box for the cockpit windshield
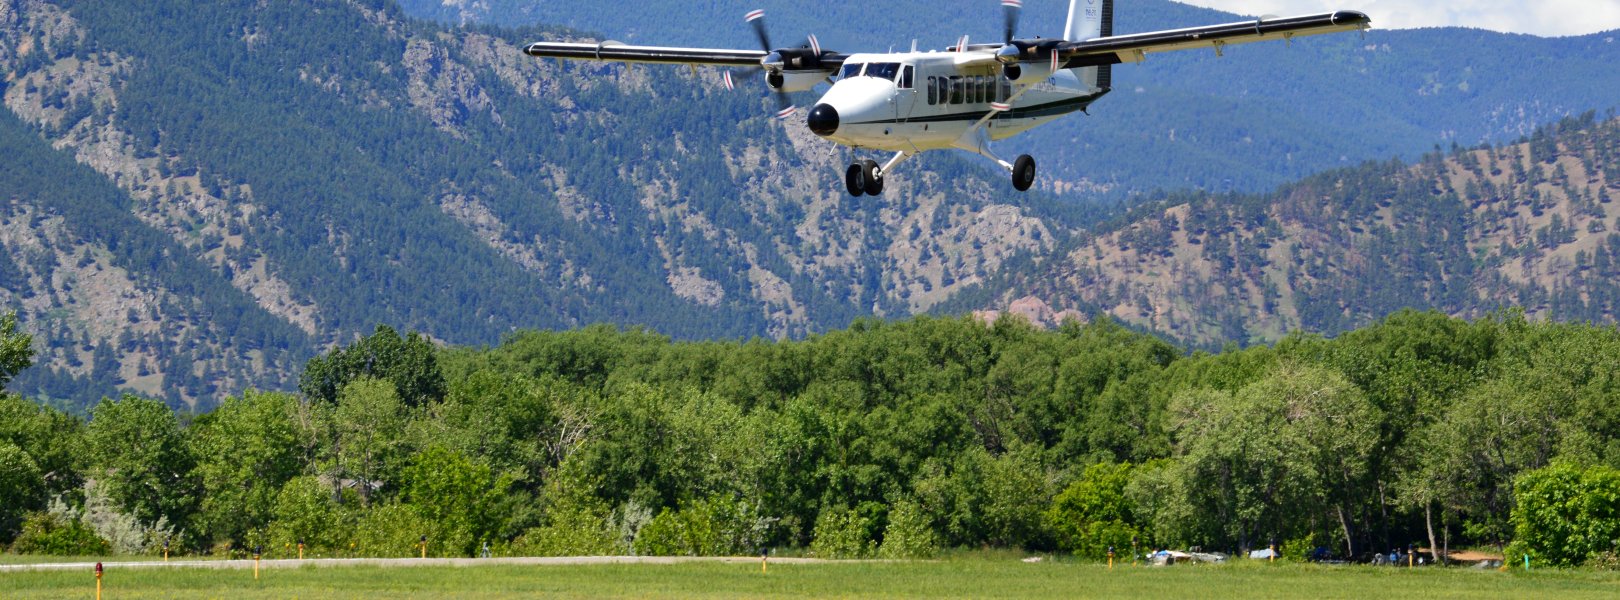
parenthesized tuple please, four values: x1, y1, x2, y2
(864, 63, 901, 81)
(840, 62, 903, 82)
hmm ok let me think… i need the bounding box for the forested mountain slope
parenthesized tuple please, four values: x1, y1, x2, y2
(400, 0, 1620, 195)
(952, 114, 1620, 346)
(0, 0, 1080, 409)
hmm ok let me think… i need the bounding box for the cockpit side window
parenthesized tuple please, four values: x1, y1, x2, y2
(899, 65, 914, 89)
(841, 63, 865, 79)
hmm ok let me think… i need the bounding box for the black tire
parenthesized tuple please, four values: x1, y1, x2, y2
(861, 159, 883, 196)
(845, 163, 866, 197)
(1012, 155, 1036, 192)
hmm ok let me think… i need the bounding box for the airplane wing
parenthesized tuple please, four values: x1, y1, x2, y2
(1058, 11, 1371, 68)
(525, 42, 768, 67)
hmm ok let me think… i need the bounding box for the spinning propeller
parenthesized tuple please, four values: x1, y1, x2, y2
(725, 9, 834, 120)
(1002, 0, 1022, 44)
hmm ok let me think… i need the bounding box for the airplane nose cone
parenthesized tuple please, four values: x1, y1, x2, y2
(807, 104, 839, 136)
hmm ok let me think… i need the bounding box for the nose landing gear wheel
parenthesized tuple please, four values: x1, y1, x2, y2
(860, 159, 883, 196)
(846, 164, 866, 197)
(1012, 155, 1036, 192)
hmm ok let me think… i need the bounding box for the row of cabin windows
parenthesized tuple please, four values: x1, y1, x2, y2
(926, 75, 1012, 106)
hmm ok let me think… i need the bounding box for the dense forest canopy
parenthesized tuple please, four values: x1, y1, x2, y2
(4, 309, 1620, 565)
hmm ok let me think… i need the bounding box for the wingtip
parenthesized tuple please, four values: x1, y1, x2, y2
(1333, 10, 1372, 27)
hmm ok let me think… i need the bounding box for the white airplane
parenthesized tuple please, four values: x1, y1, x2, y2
(526, 1, 1370, 196)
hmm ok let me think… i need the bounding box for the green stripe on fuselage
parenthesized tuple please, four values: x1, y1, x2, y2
(846, 93, 1104, 126)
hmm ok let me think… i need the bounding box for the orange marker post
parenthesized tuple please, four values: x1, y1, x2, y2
(1108, 546, 1115, 570)
(95, 562, 103, 600)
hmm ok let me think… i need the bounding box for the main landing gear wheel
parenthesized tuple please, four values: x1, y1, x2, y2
(861, 159, 883, 196)
(846, 164, 866, 197)
(1012, 155, 1036, 192)
(845, 160, 884, 197)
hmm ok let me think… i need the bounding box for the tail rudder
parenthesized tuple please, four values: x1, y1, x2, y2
(1064, 0, 1114, 90)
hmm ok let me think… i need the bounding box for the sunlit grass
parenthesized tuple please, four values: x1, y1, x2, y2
(4, 555, 1618, 599)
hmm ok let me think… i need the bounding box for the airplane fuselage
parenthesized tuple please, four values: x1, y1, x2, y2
(807, 51, 1104, 153)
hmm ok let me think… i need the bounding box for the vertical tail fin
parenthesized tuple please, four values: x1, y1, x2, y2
(1064, 0, 1114, 90)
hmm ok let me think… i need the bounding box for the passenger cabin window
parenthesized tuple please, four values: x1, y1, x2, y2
(841, 63, 865, 79)
(923, 73, 1016, 106)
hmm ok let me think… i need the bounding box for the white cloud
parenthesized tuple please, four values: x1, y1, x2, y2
(1175, 0, 1620, 37)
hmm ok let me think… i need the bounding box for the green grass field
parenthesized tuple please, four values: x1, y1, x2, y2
(4, 557, 1618, 599)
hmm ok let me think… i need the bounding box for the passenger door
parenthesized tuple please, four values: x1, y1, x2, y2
(894, 64, 916, 123)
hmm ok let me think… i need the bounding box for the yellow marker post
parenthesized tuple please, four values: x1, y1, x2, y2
(1108, 547, 1115, 570)
(299, 540, 305, 561)
(762, 549, 768, 574)
(95, 562, 103, 600)
(420, 535, 428, 559)
(164, 538, 170, 562)
(1269, 538, 1277, 564)
(254, 545, 262, 580)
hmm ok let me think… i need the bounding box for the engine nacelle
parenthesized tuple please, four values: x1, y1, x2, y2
(767, 70, 833, 93)
(1002, 60, 1058, 85)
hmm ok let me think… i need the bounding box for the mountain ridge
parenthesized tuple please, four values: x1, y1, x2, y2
(945, 112, 1620, 347)
(399, 0, 1620, 196)
(3, 0, 1620, 411)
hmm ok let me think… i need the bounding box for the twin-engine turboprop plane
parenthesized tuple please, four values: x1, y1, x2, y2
(526, 1, 1370, 196)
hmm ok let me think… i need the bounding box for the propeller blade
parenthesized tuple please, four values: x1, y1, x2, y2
(1002, 0, 1022, 44)
(746, 9, 771, 52)
(724, 70, 735, 91)
(773, 93, 796, 120)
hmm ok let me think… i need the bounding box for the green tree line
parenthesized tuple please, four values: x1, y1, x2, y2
(4, 309, 1620, 564)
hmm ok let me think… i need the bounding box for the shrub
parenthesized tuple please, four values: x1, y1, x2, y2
(1510, 462, 1620, 567)
(348, 503, 446, 558)
(1587, 551, 1620, 571)
(631, 496, 772, 557)
(80, 481, 174, 554)
(0, 441, 45, 540)
(811, 507, 874, 559)
(264, 477, 351, 556)
(878, 500, 938, 559)
(510, 503, 620, 557)
(9, 511, 111, 555)
(1045, 462, 1141, 559)
(509, 458, 621, 557)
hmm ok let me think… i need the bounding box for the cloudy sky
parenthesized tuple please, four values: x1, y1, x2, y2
(1176, 0, 1620, 37)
